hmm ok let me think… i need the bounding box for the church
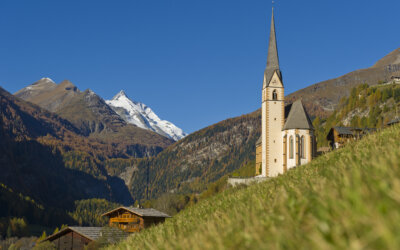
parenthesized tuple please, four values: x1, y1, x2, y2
(255, 8, 316, 177)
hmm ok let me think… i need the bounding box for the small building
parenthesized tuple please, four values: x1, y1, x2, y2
(387, 117, 400, 126)
(327, 127, 375, 149)
(44, 226, 127, 250)
(317, 147, 331, 155)
(102, 207, 171, 233)
(391, 76, 400, 83)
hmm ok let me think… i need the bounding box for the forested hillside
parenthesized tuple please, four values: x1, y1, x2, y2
(286, 47, 400, 118)
(313, 82, 400, 147)
(0, 87, 130, 236)
(109, 123, 400, 250)
(129, 110, 261, 201)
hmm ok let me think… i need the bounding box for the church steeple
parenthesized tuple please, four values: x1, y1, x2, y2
(263, 7, 281, 88)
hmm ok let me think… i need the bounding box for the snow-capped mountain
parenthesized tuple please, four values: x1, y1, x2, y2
(106, 90, 187, 141)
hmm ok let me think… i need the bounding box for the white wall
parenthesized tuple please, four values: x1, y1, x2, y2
(283, 129, 311, 170)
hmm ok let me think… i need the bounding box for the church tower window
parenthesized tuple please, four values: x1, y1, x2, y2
(272, 90, 278, 100)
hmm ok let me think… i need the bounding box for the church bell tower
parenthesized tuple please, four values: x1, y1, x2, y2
(261, 7, 285, 177)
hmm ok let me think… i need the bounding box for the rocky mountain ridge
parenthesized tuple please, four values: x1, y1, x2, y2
(106, 90, 187, 141)
(14, 79, 174, 157)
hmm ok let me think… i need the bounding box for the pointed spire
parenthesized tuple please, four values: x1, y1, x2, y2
(263, 7, 281, 88)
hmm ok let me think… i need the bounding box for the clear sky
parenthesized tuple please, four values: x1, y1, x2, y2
(0, 0, 399, 134)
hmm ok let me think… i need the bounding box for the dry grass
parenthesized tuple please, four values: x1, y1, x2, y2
(107, 125, 400, 250)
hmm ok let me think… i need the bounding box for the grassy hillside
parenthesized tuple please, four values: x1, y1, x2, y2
(108, 124, 400, 249)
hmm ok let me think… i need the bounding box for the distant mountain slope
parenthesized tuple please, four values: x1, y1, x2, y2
(287, 48, 400, 117)
(313, 82, 400, 147)
(15, 78, 80, 112)
(129, 110, 261, 201)
(14, 77, 57, 100)
(15, 80, 174, 157)
(106, 90, 187, 141)
(0, 87, 133, 208)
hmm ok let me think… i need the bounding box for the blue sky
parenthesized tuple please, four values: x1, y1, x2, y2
(0, 0, 399, 134)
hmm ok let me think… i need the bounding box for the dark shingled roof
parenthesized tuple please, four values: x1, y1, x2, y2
(387, 117, 400, 126)
(332, 127, 354, 135)
(283, 100, 314, 130)
(45, 227, 127, 243)
(330, 127, 376, 136)
(102, 206, 171, 218)
(263, 8, 282, 88)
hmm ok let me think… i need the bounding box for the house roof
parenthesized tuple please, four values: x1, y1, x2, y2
(332, 126, 354, 135)
(44, 226, 127, 243)
(387, 117, 400, 126)
(102, 206, 171, 218)
(332, 126, 376, 135)
(283, 100, 313, 130)
(327, 127, 376, 140)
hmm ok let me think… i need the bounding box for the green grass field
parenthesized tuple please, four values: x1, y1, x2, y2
(107, 125, 400, 250)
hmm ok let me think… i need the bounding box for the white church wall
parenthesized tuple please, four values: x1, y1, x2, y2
(267, 97, 284, 177)
(261, 101, 267, 177)
(283, 129, 311, 170)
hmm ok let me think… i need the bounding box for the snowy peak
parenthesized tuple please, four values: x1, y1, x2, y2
(112, 90, 128, 100)
(40, 77, 55, 83)
(106, 90, 187, 141)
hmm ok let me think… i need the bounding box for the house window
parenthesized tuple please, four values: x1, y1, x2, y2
(289, 136, 294, 159)
(272, 90, 278, 100)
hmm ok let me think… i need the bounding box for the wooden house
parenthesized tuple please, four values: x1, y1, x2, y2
(102, 207, 171, 233)
(387, 118, 400, 126)
(391, 76, 400, 83)
(327, 127, 375, 149)
(44, 226, 127, 250)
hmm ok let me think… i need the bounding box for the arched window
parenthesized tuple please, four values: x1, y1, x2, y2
(300, 136, 305, 159)
(272, 90, 278, 100)
(289, 136, 294, 159)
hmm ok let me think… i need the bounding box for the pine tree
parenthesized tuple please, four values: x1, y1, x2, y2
(37, 231, 47, 242)
(6, 225, 12, 238)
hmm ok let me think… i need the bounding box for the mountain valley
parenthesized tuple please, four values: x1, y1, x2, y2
(1, 47, 400, 242)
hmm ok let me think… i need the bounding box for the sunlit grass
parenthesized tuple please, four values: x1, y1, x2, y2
(106, 125, 400, 250)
